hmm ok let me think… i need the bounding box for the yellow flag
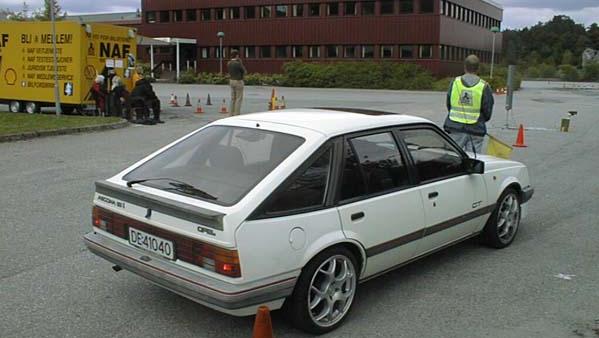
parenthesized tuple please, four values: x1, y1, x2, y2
(487, 134, 513, 159)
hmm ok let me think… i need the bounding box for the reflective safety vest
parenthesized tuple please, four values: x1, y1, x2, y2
(449, 76, 486, 125)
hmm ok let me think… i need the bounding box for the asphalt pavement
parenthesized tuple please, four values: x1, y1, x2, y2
(1, 82, 599, 337)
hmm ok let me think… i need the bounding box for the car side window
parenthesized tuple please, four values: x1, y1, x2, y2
(341, 132, 410, 200)
(400, 128, 464, 182)
(263, 147, 333, 214)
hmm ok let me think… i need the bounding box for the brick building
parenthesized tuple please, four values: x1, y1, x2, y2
(138, 0, 503, 76)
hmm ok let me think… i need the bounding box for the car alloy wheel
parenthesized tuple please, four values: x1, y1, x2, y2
(308, 254, 356, 328)
(496, 193, 520, 244)
(482, 188, 521, 249)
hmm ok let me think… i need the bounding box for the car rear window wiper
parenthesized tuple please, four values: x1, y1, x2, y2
(126, 178, 218, 200)
(164, 182, 218, 200)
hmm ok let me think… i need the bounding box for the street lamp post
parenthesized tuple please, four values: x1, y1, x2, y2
(217, 32, 225, 74)
(490, 26, 500, 79)
(50, 1, 61, 116)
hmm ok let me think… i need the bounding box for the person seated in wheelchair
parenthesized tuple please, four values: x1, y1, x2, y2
(108, 76, 130, 119)
(130, 71, 163, 124)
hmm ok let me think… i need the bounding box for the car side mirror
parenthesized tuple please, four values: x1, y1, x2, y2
(464, 158, 485, 174)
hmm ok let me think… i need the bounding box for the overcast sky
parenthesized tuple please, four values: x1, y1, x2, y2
(2, 0, 598, 30)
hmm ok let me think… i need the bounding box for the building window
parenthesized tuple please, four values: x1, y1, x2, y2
(215, 46, 226, 59)
(245, 6, 256, 19)
(362, 45, 374, 58)
(159, 11, 170, 22)
(327, 3, 339, 16)
(200, 9, 211, 20)
(230, 7, 240, 19)
(344, 46, 356, 58)
(361, 2, 375, 15)
(276, 46, 288, 58)
(380, 0, 395, 15)
(309, 4, 321, 16)
(173, 10, 183, 22)
(381, 45, 394, 58)
(292, 46, 303, 58)
(186, 9, 197, 21)
(260, 6, 271, 18)
(326, 45, 340, 58)
(309, 46, 321, 58)
(399, 0, 414, 13)
(344, 2, 357, 15)
(200, 47, 209, 59)
(146, 11, 156, 23)
(245, 46, 256, 58)
(420, 45, 433, 59)
(400, 45, 414, 58)
(215, 8, 226, 20)
(260, 46, 272, 58)
(292, 4, 304, 16)
(420, 0, 434, 13)
(275, 5, 288, 17)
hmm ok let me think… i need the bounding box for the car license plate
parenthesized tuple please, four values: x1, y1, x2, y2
(129, 228, 175, 260)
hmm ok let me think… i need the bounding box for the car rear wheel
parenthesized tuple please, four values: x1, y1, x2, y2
(9, 101, 23, 113)
(287, 247, 358, 334)
(25, 102, 40, 114)
(482, 189, 521, 248)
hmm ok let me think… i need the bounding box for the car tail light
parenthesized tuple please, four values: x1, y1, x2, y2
(193, 242, 241, 278)
(92, 206, 113, 232)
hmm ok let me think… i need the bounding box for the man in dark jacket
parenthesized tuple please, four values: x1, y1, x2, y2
(227, 49, 247, 116)
(444, 55, 494, 154)
(130, 75, 163, 124)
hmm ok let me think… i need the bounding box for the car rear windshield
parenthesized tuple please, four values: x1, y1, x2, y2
(123, 126, 305, 206)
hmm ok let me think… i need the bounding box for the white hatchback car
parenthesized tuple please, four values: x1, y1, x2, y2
(85, 108, 533, 334)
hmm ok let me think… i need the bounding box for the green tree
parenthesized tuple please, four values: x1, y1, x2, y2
(1, 2, 31, 21)
(561, 50, 574, 65)
(588, 23, 599, 50)
(33, 0, 64, 21)
(559, 65, 580, 82)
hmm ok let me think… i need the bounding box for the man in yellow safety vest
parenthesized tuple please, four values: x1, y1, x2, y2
(444, 55, 494, 153)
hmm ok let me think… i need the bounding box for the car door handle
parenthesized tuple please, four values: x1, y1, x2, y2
(351, 212, 365, 221)
(428, 192, 439, 199)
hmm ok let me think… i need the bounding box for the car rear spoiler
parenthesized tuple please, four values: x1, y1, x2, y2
(95, 180, 225, 231)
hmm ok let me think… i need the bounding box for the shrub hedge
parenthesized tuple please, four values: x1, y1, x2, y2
(175, 61, 524, 91)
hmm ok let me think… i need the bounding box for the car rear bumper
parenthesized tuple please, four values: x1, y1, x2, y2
(83, 232, 296, 316)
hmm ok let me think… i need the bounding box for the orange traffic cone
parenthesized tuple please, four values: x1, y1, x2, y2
(252, 306, 274, 338)
(195, 99, 204, 114)
(206, 94, 212, 105)
(513, 124, 527, 148)
(219, 99, 228, 114)
(184, 93, 192, 107)
(169, 93, 176, 105)
(171, 95, 180, 107)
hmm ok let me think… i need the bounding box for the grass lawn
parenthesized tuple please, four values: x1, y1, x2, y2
(0, 113, 122, 136)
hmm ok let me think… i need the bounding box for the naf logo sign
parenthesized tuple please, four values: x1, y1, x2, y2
(1, 34, 8, 47)
(99, 42, 131, 58)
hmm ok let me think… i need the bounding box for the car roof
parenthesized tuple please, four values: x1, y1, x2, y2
(229, 108, 432, 137)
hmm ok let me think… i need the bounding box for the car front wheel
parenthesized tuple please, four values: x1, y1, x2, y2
(482, 189, 521, 248)
(287, 247, 358, 334)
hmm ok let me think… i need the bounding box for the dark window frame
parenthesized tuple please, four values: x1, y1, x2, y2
(249, 140, 342, 220)
(336, 127, 417, 205)
(380, 0, 395, 15)
(146, 11, 157, 23)
(200, 9, 211, 21)
(244, 6, 256, 19)
(308, 3, 321, 16)
(361, 1, 376, 15)
(173, 9, 183, 22)
(159, 10, 170, 22)
(327, 2, 339, 16)
(275, 4, 288, 17)
(344, 1, 357, 15)
(185, 9, 197, 22)
(396, 124, 469, 185)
